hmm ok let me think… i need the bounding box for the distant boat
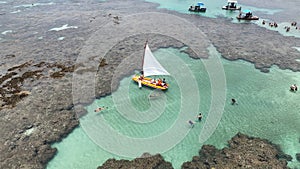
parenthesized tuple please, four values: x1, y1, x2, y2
(188, 2, 206, 12)
(237, 9, 259, 20)
(222, 0, 241, 10)
(132, 42, 170, 90)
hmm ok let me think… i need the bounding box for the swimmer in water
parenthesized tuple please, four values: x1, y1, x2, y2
(94, 106, 105, 112)
(188, 120, 195, 128)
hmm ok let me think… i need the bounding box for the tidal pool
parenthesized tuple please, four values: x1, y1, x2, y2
(47, 46, 300, 169)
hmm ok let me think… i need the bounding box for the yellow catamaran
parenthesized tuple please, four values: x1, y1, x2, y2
(132, 42, 170, 90)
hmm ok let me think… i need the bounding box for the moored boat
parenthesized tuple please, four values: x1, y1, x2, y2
(188, 2, 206, 12)
(237, 9, 259, 20)
(222, 0, 241, 10)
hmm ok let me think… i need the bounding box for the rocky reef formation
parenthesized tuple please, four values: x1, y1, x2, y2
(296, 153, 300, 162)
(98, 133, 293, 169)
(98, 153, 173, 169)
(170, 12, 300, 73)
(0, 60, 74, 110)
(0, 60, 79, 168)
(1, 0, 300, 168)
(182, 133, 292, 169)
(296, 139, 300, 162)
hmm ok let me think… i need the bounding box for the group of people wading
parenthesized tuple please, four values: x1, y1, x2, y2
(262, 20, 299, 32)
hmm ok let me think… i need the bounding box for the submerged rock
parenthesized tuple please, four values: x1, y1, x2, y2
(98, 133, 292, 169)
(182, 133, 291, 169)
(296, 153, 300, 162)
(98, 154, 173, 169)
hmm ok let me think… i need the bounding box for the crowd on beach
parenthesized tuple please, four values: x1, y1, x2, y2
(262, 20, 298, 32)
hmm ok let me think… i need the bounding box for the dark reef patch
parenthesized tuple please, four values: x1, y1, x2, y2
(97, 133, 292, 169)
(0, 61, 74, 109)
(98, 154, 174, 169)
(181, 133, 291, 169)
(0, 0, 299, 168)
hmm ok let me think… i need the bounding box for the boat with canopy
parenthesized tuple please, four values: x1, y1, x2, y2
(132, 42, 170, 90)
(188, 2, 206, 12)
(222, 0, 241, 10)
(237, 9, 259, 20)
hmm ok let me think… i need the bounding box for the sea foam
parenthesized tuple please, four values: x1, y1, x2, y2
(49, 24, 78, 31)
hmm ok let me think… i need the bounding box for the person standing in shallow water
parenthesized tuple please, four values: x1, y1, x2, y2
(197, 113, 203, 121)
(231, 98, 237, 105)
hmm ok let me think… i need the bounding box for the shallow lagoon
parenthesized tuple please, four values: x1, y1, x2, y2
(48, 46, 300, 169)
(146, 0, 300, 37)
(47, 0, 300, 168)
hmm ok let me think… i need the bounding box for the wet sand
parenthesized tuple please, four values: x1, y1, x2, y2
(0, 0, 300, 168)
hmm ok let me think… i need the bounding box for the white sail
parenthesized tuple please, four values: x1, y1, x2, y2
(143, 44, 170, 77)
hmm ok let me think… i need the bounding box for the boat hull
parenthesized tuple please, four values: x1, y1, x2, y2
(237, 16, 259, 20)
(132, 75, 168, 90)
(189, 7, 206, 12)
(222, 6, 241, 10)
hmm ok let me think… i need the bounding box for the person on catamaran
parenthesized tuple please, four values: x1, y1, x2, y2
(138, 75, 144, 89)
(161, 78, 167, 86)
(150, 78, 155, 84)
(139, 74, 144, 80)
(156, 79, 162, 86)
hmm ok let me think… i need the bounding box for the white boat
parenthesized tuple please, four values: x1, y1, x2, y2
(132, 42, 170, 90)
(222, 0, 241, 10)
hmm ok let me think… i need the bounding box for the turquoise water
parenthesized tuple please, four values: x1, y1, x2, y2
(146, 0, 300, 37)
(145, 0, 279, 18)
(146, 0, 237, 18)
(47, 46, 300, 169)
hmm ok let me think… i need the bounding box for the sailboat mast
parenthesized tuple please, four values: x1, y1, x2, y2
(141, 40, 148, 74)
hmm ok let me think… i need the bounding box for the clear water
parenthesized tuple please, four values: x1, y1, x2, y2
(145, 0, 300, 37)
(145, 0, 280, 18)
(47, 46, 300, 169)
(146, 0, 236, 18)
(47, 1, 300, 168)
